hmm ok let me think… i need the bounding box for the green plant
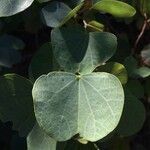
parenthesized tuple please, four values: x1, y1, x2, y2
(0, 0, 149, 150)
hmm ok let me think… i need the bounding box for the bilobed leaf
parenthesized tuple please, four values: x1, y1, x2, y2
(0, 0, 34, 17)
(51, 26, 117, 74)
(27, 123, 56, 150)
(0, 74, 35, 136)
(92, 0, 136, 18)
(32, 72, 124, 142)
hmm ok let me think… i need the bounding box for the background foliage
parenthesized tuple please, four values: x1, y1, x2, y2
(0, 0, 150, 150)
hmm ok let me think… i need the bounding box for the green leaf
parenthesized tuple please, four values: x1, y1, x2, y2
(41, 1, 71, 28)
(96, 62, 128, 85)
(51, 26, 117, 74)
(28, 43, 53, 81)
(116, 88, 146, 137)
(0, 0, 34, 17)
(141, 44, 150, 67)
(125, 80, 144, 99)
(0, 34, 25, 68)
(124, 56, 150, 78)
(27, 123, 57, 150)
(0, 74, 35, 136)
(92, 0, 136, 18)
(59, 3, 84, 27)
(134, 67, 150, 78)
(32, 72, 124, 142)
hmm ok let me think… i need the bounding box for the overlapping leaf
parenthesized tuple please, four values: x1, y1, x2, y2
(0, 74, 35, 136)
(51, 26, 117, 74)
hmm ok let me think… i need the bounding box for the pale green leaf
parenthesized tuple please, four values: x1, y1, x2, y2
(32, 72, 124, 142)
(27, 123, 57, 150)
(96, 62, 128, 85)
(0, 0, 34, 17)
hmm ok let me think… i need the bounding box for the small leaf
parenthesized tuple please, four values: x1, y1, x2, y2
(41, 1, 71, 28)
(0, 0, 34, 17)
(32, 72, 124, 142)
(92, 0, 136, 18)
(141, 44, 150, 67)
(134, 67, 150, 78)
(51, 26, 117, 74)
(0, 74, 35, 136)
(27, 123, 56, 150)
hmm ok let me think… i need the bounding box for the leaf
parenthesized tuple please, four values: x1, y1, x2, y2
(0, 0, 34, 17)
(96, 62, 128, 85)
(41, 1, 71, 28)
(27, 123, 57, 150)
(51, 26, 117, 74)
(0, 74, 35, 136)
(124, 56, 138, 76)
(0, 34, 25, 68)
(124, 56, 150, 78)
(59, 2, 84, 27)
(125, 80, 144, 99)
(28, 43, 53, 81)
(116, 88, 146, 137)
(92, 0, 136, 18)
(32, 72, 124, 142)
(141, 44, 150, 66)
(133, 67, 150, 78)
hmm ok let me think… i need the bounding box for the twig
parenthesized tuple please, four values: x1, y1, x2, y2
(133, 13, 150, 54)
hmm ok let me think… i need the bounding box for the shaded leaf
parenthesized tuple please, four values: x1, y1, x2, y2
(51, 26, 117, 74)
(0, 35, 25, 68)
(0, 74, 35, 136)
(29, 43, 53, 81)
(116, 88, 146, 137)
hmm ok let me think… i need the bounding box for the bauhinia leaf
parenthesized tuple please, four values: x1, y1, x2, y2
(32, 72, 124, 142)
(51, 26, 117, 74)
(0, 0, 34, 17)
(0, 74, 35, 136)
(27, 123, 57, 150)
